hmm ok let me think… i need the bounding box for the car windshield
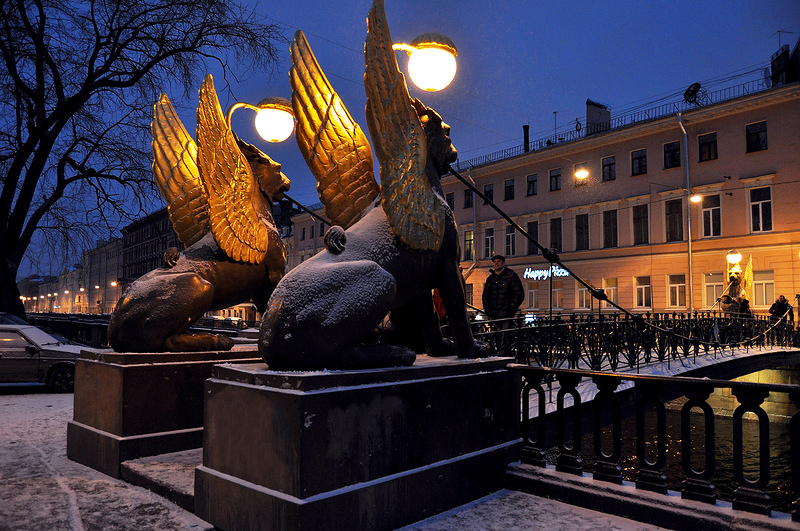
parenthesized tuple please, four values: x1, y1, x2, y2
(23, 326, 62, 346)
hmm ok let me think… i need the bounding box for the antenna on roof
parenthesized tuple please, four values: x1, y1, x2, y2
(683, 82, 707, 107)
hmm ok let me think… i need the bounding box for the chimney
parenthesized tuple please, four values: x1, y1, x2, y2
(585, 99, 610, 136)
(523, 124, 530, 152)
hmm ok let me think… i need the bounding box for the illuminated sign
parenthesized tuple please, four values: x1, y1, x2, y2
(523, 265, 570, 280)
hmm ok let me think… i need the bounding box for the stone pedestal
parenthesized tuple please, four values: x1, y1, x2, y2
(67, 348, 260, 478)
(194, 356, 521, 531)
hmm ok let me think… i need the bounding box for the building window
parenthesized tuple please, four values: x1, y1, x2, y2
(665, 198, 683, 242)
(463, 230, 474, 261)
(602, 210, 618, 248)
(577, 286, 590, 310)
(633, 204, 649, 245)
(603, 278, 618, 308)
(752, 270, 774, 307)
(549, 168, 561, 191)
(526, 174, 538, 196)
(483, 228, 494, 259)
(631, 149, 647, 176)
(635, 276, 652, 308)
(698, 132, 717, 161)
(601, 156, 616, 181)
(663, 141, 681, 169)
(310, 224, 315, 239)
(702, 194, 721, 237)
(504, 179, 515, 201)
(527, 221, 539, 255)
(704, 272, 724, 307)
(464, 284, 473, 306)
(750, 186, 772, 232)
(301, 227, 305, 240)
(527, 282, 539, 309)
(464, 189, 473, 208)
(505, 225, 516, 256)
(668, 274, 686, 307)
(483, 184, 493, 204)
(575, 213, 589, 251)
(746, 121, 767, 153)
(551, 280, 564, 309)
(550, 217, 562, 252)
(446, 192, 454, 210)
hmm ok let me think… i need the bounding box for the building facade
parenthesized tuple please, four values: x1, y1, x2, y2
(443, 79, 800, 318)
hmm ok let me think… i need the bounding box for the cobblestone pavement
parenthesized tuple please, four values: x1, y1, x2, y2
(1, 386, 665, 531)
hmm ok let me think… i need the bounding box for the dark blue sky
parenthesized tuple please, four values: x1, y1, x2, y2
(200, 0, 800, 206)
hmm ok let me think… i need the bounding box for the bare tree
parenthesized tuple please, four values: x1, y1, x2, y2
(0, 0, 284, 316)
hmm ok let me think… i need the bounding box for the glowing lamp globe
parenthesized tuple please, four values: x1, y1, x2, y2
(254, 97, 295, 143)
(726, 250, 742, 265)
(397, 33, 458, 92)
(690, 194, 702, 203)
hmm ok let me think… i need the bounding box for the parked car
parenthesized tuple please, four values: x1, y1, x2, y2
(0, 324, 85, 392)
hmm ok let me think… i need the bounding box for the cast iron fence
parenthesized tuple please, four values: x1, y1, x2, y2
(508, 365, 800, 520)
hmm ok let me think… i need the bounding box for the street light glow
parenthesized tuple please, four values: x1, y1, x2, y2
(394, 33, 457, 92)
(253, 98, 295, 143)
(726, 250, 742, 264)
(689, 194, 702, 203)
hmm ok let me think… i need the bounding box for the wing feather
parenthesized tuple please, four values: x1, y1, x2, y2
(290, 30, 378, 230)
(195, 74, 270, 264)
(364, 0, 444, 251)
(151, 94, 209, 247)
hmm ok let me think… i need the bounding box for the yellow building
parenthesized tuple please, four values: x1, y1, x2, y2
(443, 79, 800, 318)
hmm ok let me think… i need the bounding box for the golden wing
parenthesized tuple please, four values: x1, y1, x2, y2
(195, 74, 271, 264)
(290, 30, 378, 230)
(364, 0, 445, 251)
(151, 93, 210, 247)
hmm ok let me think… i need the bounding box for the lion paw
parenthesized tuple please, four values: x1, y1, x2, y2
(324, 226, 347, 254)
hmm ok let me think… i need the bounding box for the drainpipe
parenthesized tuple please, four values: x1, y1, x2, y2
(677, 113, 694, 312)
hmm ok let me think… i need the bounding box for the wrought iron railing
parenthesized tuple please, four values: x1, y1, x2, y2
(508, 365, 800, 520)
(460, 312, 799, 371)
(454, 78, 776, 172)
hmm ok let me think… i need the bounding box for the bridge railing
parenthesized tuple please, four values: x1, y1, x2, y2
(508, 364, 800, 520)
(460, 312, 799, 371)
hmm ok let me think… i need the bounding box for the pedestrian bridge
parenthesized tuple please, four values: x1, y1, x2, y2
(470, 312, 800, 526)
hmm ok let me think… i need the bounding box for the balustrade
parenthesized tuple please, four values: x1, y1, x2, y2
(510, 365, 800, 520)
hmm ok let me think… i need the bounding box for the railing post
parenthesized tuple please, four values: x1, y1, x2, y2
(521, 372, 547, 467)
(635, 380, 668, 494)
(731, 386, 772, 515)
(791, 389, 800, 522)
(680, 383, 716, 504)
(591, 375, 622, 484)
(555, 372, 583, 476)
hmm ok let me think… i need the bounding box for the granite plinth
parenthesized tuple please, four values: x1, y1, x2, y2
(67, 347, 260, 478)
(194, 356, 522, 531)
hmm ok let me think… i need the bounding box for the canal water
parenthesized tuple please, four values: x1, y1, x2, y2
(545, 365, 798, 513)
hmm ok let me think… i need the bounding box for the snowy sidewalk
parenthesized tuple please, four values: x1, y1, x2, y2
(0, 386, 666, 531)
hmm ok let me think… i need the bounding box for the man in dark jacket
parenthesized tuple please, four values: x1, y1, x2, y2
(769, 295, 794, 324)
(482, 255, 524, 322)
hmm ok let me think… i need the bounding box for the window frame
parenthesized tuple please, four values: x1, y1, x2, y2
(667, 274, 686, 308)
(745, 121, 767, 153)
(483, 227, 494, 259)
(549, 168, 561, 191)
(601, 156, 616, 182)
(464, 189, 473, 209)
(632, 204, 649, 245)
(634, 276, 652, 309)
(703, 272, 724, 308)
(701, 194, 721, 237)
(526, 174, 538, 196)
(526, 221, 539, 255)
(749, 186, 772, 233)
(751, 270, 774, 308)
(631, 148, 647, 176)
(463, 230, 474, 261)
(663, 141, 681, 169)
(665, 198, 684, 242)
(483, 184, 494, 204)
(504, 225, 516, 256)
(602, 278, 618, 309)
(549, 217, 562, 252)
(575, 213, 589, 251)
(504, 179, 515, 201)
(602, 209, 618, 248)
(446, 192, 454, 210)
(698, 132, 717, 162)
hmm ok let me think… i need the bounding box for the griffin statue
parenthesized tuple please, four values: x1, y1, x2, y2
(107, 75, 289, 352)
(259, 0, 488, 370)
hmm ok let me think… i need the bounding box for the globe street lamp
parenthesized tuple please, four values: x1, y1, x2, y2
(392, 33, 457, 92)
(225, 97, 295, 143)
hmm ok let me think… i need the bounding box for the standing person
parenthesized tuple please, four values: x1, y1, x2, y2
(482, 255, 524, 325)
(769, 295, 794, 324)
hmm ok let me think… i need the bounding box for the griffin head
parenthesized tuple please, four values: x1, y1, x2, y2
(237, 139, 291, 203)
(411, 99, 458, 175)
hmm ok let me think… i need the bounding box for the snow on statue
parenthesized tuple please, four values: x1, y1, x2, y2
(259, 0, 489, 370)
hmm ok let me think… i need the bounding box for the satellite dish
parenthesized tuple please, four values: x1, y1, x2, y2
(684, 82, 702, 106)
